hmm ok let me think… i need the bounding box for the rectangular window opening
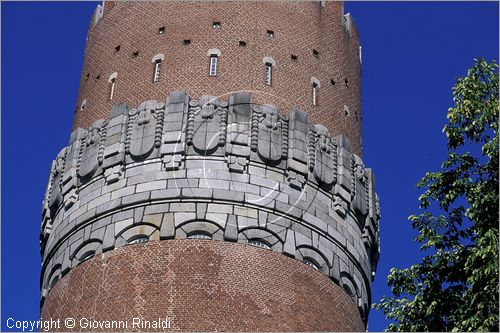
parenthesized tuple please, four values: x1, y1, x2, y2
(158, 27, 165, 35)
(267, 30, 274, 38)
(209, 55, 218, 76)
(153, 61, 162, 82)
(313, 49, 319, 58)
(291, 54, 298, 61)
(109, 78, 116, 100)
(265, 63, 272, 86)
(312, 83, 318, 106)
(212, 21, 221, 29)
(183, 39, 191, 45)
(239, 40, 247, 47)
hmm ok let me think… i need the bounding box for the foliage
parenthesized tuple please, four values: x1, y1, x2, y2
(373, 59, 499, 332)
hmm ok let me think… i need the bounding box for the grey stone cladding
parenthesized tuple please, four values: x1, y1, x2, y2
(40, 91, 380, 322)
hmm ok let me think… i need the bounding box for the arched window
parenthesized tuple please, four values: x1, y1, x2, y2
(207, 49, 221, 76)
(187, 231, 212, 240)
(80, 99, 87, 111)
(108, 72, 118, 100)
(344, 104, 350, 117)
(303, 258, 320, 270)
(128, 236, 149, 245)
(263, 56, 276, 86)
(80, 251, 95, 262)
(248, 239, 271, 250)
(151, 54, 165, 82)
(209, 55, 218, 76)
(310, 77, 321, 106)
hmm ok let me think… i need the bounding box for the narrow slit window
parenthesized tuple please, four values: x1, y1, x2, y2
(108, 73, 117, 100)
(153, 59, 162, 82)
(80, 99, 87, 111)
(265, 62, 272, 86)
(312, 82, 318, 106)
(109, 78, 116, 100)
(209, 54, 218, 76)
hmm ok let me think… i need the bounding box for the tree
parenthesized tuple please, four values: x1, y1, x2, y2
(373, 59, 499, 332)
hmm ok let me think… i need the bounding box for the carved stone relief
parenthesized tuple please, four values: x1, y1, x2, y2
(186, 96, 227, 156)
(161, 91, 187, 170)
(125, 100, 164, 161)
(251, 104, 288, 165)
(286, 109, 309, 190)
(77, 120, 107, 180)
(226, 93, 252, 172)
(311, 124, 337, 189)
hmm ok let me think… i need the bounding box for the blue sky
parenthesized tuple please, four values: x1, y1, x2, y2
(1, 1, 498, 331)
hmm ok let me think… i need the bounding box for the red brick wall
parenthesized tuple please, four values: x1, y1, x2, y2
(42, 240, 364, 331)
(74, 1, 363, 155)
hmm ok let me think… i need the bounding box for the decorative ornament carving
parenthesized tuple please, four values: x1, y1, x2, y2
(104, 164, 124, 184)
(77, 120, 107, 179)
(126, 100, 164, 160)
(186, 96, 227, 156)
(352, 154, 368, 220)
(161, 91, 188, 171)
(286, 109, 309, 190)
(48, 148, 68, 210)
(226, 93, 252, 172)
(311, 124, 337, 187)
(251, 105, 289, 164)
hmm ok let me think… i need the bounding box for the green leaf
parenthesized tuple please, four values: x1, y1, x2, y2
(372, 58, 499, 332)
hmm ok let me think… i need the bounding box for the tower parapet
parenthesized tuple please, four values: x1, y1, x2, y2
(41, 91, 380, 327)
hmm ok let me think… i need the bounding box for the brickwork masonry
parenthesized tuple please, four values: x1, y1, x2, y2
(73, 1, 364, 155)
(41, 240, 366, 331)
(40, 91, 380, 325)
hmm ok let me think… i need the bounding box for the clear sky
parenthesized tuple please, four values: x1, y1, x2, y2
(1, 1, 498, 331)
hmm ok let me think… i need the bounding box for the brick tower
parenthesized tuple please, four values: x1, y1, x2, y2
(40, 2, 381, 331)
